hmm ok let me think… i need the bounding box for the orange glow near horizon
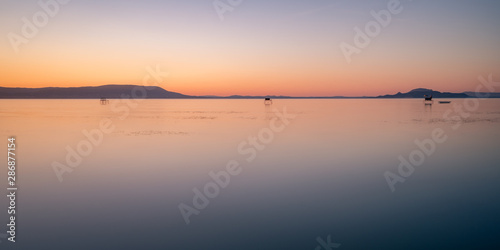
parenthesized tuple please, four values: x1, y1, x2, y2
(1, 49, 491, 97)
(1, 1, 499, 97)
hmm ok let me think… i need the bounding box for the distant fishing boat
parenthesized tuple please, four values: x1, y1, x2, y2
(424, 95, 433, 104)
(264, 98, 272, 105)
(439, 101, 451, 104)
(100, 97, 109, 105)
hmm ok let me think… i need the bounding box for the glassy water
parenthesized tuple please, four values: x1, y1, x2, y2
(0, 99, 499, 249)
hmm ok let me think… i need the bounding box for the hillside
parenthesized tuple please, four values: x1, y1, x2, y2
(377, 88, 469, 98)
(0, 85, 190, 99)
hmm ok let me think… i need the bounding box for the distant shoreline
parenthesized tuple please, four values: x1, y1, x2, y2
(1, 85, 499, 99)
(0, 96, 500, 100)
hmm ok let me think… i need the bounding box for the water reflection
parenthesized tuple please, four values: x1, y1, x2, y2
(0, 99, 499, 250)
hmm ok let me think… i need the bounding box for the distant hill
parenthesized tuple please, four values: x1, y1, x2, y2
(377, 88, 469, 98)
(0, 85, 190, 99)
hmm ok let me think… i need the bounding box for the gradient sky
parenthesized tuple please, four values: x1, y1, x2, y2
(1, 0, 499, 96)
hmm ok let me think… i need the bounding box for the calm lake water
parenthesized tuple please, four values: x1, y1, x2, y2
(0, 99, 499, 249)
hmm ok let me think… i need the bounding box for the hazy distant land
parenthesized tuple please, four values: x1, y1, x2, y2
(0, 85, 499, 99)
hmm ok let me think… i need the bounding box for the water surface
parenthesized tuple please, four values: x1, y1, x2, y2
(0, 99, 499, 249)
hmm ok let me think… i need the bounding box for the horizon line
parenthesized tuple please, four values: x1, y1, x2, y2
(0, 84, 491, 99)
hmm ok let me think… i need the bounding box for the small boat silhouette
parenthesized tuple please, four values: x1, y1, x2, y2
(423, 95, 433, 105)
(100, 97, 109, 105)
(264, 98, 272, 105)
(439, 101, 451, 104)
